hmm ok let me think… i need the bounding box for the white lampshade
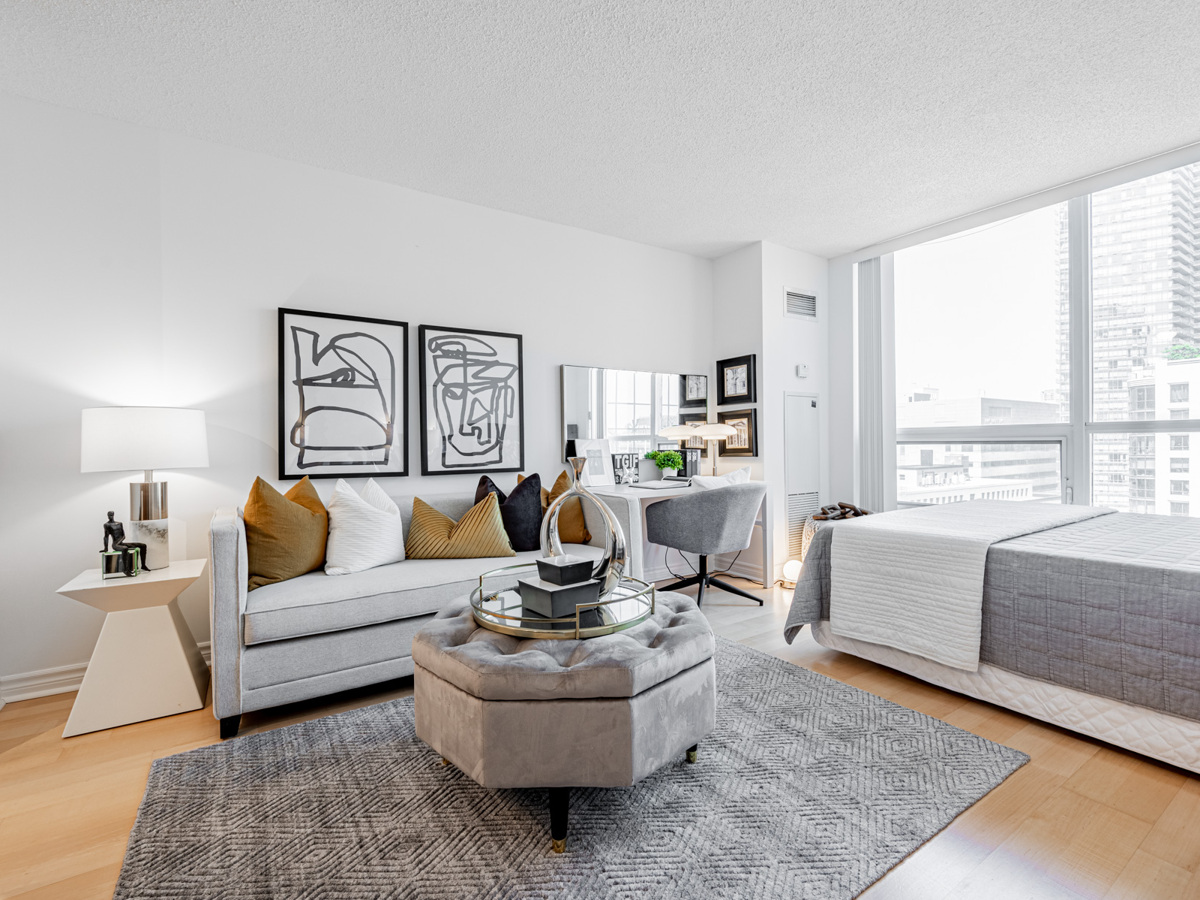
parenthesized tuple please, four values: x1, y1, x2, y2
(81, 407, 210, 473)
(659, 424, 699, 438)
(692, 423, 738, 440)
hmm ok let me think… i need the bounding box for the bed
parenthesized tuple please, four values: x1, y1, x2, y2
(784, 500, 1200, 773)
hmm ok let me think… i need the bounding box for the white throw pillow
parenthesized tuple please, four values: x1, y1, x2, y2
(690, 466, 753, 491)
(325, 478, 405, 575)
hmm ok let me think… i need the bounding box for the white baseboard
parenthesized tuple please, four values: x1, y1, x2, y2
(0, 642, 211, 705)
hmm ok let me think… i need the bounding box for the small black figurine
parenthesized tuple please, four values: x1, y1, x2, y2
(103, 511, 149, 574)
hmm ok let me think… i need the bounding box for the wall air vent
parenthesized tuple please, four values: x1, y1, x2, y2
(784, 290, 818, 320)
(786, 492, 821, 558)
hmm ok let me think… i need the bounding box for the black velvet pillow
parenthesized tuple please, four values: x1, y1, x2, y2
(475, 473, 543, 552)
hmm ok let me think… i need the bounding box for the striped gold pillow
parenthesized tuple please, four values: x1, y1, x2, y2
(405, 493, 515, 560)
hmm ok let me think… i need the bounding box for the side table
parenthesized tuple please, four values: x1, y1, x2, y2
(56, 558, 210, 737)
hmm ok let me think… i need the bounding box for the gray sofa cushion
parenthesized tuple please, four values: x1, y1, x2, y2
(242, 615, 433, 690)
(411, 591, 714, 700)
(243, 545, 601, 645)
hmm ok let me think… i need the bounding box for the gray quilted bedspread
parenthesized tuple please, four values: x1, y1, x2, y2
(784, 512, 1200, 722)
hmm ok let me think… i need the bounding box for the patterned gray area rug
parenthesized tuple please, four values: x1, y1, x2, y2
(115, 638, 1027, 899)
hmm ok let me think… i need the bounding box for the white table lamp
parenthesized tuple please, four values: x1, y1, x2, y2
(692, 423, 737, 476)
(660, 422, 738, 476)
(81, 407, 209, 569)
(658, 424, 697, 439)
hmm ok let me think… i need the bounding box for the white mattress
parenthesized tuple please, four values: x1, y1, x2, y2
(810, 621, 1200, 774)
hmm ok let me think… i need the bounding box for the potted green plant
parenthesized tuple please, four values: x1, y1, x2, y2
(644, 450, 684, 478)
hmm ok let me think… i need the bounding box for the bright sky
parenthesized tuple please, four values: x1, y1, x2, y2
(893, 205, 1064, 404)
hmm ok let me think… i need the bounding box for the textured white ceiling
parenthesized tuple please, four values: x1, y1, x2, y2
(2, 1, 1199, 258)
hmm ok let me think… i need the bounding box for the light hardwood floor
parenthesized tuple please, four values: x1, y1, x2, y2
(1, 579, 1198, 899)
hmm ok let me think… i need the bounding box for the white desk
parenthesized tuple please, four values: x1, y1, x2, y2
(56, 558, 210, 737)
(591, 483, 770, 585)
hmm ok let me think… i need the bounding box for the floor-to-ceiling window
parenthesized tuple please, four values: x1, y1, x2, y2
(887, 159, 1200, 513)
(893, 203, 1070, 505)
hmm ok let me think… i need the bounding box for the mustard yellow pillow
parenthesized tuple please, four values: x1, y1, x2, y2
(244, 476, 328, 590)
(405, 493, 515, 559)
(520, 471, 592, 545)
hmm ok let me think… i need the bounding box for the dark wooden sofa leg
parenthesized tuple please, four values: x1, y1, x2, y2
(220, 715, 241, 739)
(686, 743, 699, 764)
(549, 787, 569, 854)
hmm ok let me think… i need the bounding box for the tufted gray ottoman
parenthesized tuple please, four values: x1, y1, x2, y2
(412, 591, 716, 852)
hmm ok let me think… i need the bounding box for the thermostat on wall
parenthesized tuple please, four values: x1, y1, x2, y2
(795, 364, 809, 379)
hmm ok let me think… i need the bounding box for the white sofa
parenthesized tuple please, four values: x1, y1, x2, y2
(208, 490, 641, 738)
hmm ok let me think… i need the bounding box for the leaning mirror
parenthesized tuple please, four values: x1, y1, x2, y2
(561, 365, 682, 459)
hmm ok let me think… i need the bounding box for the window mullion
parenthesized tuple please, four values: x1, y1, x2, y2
(1068, 195, 1092, 505)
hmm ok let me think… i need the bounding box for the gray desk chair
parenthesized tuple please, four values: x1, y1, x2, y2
(645, 482, 768, 608)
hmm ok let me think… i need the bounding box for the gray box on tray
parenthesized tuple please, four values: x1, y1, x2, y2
(518, 576, 602, 619)
(535, 555, 595, 586)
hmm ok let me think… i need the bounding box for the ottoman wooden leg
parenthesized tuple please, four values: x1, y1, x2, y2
(549, 787, 569, 853)
(687, 743, 699, 763)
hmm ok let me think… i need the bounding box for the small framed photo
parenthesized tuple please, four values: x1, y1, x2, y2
(718, 408, 758, 457)
(278, 308, 408, 480)
(574, 438, 615, 486)
(679, 412, 710, 458)
(611, 451, 640, 482)
(679, 374, 708, 409)
(716, 354, 757, 405)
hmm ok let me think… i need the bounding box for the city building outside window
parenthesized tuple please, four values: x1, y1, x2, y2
(1171, 480, 1190, 496)
(890, 159, 1200, 514)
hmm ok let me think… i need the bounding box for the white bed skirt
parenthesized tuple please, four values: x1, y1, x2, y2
(810, 621, 1200, 775)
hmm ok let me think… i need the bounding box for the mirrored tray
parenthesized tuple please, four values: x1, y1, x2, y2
(470, 563, 655, 640)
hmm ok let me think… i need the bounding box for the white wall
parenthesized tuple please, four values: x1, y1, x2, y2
(0, 93, 715, 682)
(711, 242, 764, 477)
(760, 242, 829, 579)
(710, 241, 832, 583)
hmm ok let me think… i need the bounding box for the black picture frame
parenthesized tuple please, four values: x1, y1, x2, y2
(278, 307, 409, 480)
(716, 354, 757, 405)
(678, 411, 710, 458)
(418, 324, 525, 476)
(718, 408, 758, 457)
(679, 373, 708, 409)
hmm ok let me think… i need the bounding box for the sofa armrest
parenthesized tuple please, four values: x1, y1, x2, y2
(583, 490, 644, 581)
(209, 507, 247, 720)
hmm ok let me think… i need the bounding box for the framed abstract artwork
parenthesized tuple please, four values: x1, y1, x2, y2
(278, 308, 408, 480)
(679, 373, 708, 409)
(716, 354, 757, 405)
(718, 408, 759, 457)
(418, 324, 525, 476)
